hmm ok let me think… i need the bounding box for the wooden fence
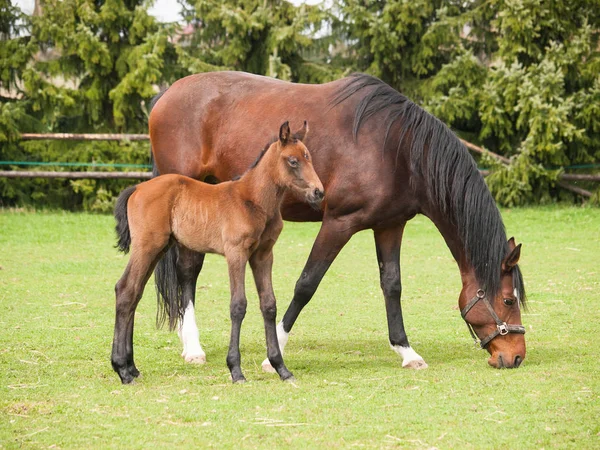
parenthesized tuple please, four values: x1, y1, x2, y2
(1, 133, 597, 197)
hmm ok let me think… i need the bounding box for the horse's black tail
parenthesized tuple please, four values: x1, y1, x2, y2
(114, 185, 137, 254)
(148, 88, 184, 331)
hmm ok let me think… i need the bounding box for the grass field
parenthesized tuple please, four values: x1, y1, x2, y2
(1, 207, 599, 449)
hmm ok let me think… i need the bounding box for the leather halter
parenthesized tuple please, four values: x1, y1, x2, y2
(460, 289, 526, 348)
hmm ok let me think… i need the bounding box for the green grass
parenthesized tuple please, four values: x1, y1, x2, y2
(1, 207, 599, 449)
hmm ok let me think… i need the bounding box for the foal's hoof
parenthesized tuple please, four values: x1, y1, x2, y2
(403, 359, 428, 370)
(261, 358, 277, 373)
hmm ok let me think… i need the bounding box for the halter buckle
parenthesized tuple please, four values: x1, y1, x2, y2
(498, 323, 509, 336)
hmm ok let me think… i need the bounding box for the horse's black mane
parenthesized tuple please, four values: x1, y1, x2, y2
(331, 73, 526, 305)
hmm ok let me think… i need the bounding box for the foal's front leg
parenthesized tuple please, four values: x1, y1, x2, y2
(225, 251, 249, 383)
(250, 246, 294, 381)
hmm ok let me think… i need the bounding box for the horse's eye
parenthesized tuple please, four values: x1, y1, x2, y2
(304, 152, 309, 160)
(287, 157, 299, 168)
(503, 298, 515, 306)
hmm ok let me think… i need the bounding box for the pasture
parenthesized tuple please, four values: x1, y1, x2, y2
(1, 207, 599, 448)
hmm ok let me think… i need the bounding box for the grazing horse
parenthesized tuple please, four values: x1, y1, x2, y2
(111, 121, 324, 384)
(149, 72, 527, 370)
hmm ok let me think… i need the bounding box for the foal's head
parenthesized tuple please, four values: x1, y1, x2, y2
(274, 121, 324, 208)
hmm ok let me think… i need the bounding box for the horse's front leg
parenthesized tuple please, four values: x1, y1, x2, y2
(262, 217, 354, 372)
(374, 225, 427, 369)
(250, 245, 294, 381)
(225, 251, 249, 383)
(175, 245, 207, 364)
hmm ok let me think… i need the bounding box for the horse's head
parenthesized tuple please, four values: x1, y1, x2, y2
(276, 121, 324, 208)
(459, 238, 526, 369)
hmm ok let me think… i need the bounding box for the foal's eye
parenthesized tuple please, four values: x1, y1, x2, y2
(304, 152, 309, 160)
(287, 157, 299, 168)
(503, 298, 515, 306)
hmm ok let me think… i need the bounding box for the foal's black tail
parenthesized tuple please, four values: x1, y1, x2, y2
(114, 185, 137, 254)
(148, 88, 185, 331)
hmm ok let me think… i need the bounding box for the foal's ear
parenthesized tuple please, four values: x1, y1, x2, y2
(279, 121, 291, 146)
(502, 242, 521, 273)
(293, 120, 309, 142)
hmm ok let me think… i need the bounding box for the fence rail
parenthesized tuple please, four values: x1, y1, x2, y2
(0, 170, 151, 179)
(19, 133, 149, 141)
(2, 133, 598, 197)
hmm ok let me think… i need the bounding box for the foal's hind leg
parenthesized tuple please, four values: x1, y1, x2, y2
(175, 245, 207, 364)
(112, 244, 166, 384)
(374, 226, 427, 369)
(250, 246, 294, 381)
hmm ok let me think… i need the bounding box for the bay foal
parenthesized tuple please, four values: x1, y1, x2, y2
(111, 121, 323, 384)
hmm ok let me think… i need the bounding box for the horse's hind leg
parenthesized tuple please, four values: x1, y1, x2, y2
(112, 244, 166, 384)
(250, 247, 294, 381)
(374, 225, 427, 369)
(175, 245, 207, 364)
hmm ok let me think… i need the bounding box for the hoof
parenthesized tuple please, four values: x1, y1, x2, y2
(403, 359, 428, 370)
(283, 375, 296, 383)
(261, 358, 277, 373)
(184, 353, 206, 364)
(233, 377, 247, 384)
(120, 375, 137, 385)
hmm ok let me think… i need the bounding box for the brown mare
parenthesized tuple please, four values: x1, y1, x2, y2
(149, 72, 527, 370)
(111, 121, 324, 384)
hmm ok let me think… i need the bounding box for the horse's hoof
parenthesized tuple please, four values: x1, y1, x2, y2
(184, 354, 206, 364)
(120, 376, 136, 385)
(233, 377, 247, 384)
(283, 375, 296, 383)
(403, 359, 428, 370)
(261, 358, 277, 373)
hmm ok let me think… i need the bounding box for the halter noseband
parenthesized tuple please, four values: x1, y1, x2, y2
(460, 289, 525, 348)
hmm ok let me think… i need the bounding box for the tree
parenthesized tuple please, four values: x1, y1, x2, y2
(177, 0, 337, 82)
(425, 0, 600, 204)
(1, 0, 185, 209)
(331, 0, 467, 98)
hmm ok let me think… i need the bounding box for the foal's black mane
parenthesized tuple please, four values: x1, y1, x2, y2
(232, 138, 277, 181)
(331, 73, 526, 304)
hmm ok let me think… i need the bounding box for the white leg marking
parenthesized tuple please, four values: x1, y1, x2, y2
(178, 303, 206, 364)
(262, 322, 289, 373)
(391, 345, 428, 369)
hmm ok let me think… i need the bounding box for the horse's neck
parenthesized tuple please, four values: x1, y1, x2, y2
(236, 155, 283, 217)
(424, 207, 470, 274)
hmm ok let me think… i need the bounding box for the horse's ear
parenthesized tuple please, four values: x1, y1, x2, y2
(294, 120, 309, 141)
(507, 237, 516, 251)
(279, 121, 291, 146)
(502, 243, 521, 272)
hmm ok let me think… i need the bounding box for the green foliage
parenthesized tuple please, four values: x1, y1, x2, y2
(425, 0, 600, 205)
(178, 0, 335, 82)
(334, 0, 465, 97)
